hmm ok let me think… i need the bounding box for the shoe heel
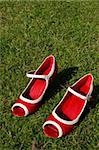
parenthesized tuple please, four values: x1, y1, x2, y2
(50, 62, 58, 83)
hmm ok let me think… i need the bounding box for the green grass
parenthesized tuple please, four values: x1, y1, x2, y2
(0, 1, 99, 150)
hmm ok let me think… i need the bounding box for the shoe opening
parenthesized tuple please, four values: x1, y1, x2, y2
(43, 123, 59, 138)
(22, 56, 54, 100)
(12, 106, 25, 117)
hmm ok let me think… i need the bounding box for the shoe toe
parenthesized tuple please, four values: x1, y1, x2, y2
(43, 123, 59, 138)
(12, 106, 25, 117)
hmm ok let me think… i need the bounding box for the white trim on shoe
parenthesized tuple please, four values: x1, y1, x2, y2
(72, 73, 93, 89)
(20, 80, 49, 104)
(34, 55, 55, 79)
(26, 73, 49, 80)
(52, 100, 87, 125)
(52, 74, 93, 125)
(43, 120, 63, 138)
(68, 87, 87, 100)
(11, 103, 29, 116)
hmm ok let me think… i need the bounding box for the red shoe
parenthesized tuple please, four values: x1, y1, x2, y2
(43, 74, 93, 138)
(11, 55, 57, 117)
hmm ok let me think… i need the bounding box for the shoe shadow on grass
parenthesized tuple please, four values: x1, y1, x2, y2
(43, 66, 78, 103)
(77, 85, 99, 126)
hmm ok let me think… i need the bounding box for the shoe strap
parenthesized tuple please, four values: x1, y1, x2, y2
(26, 71, 49, 80)
(68, 87, 87, 100)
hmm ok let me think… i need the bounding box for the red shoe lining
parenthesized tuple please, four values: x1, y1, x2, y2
(12, 107, 25, 117)
(23, 56, 54, 100)
(56, 75, 92, 121)
(44, 124, 59, 138)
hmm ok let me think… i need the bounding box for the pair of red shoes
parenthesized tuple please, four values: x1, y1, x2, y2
(11, 55, 93, 138)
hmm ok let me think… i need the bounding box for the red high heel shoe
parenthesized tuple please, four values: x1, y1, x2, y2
(43, 74, 93, 138)
(11, 55, 58, 117)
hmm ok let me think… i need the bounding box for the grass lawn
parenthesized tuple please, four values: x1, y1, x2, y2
(0, 1, 99, 150)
